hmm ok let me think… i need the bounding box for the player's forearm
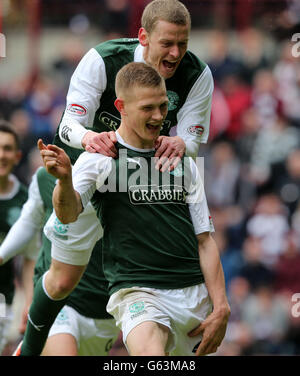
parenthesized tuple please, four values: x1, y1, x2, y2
(0, 218, 39, 264)
(22, 258, 36, 306)
(197, 233, 230, 315)
(53, 177, 83, 224)
(59, 116, 89, 149)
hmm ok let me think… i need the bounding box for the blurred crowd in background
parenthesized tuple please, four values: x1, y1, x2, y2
(1, 0, 300, 355)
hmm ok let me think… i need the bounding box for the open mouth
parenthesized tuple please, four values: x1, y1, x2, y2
(146, 123, 161, 131)
(163, 60, 177, 71)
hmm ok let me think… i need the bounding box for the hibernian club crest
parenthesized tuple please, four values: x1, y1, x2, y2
(167, 90, 179, 111)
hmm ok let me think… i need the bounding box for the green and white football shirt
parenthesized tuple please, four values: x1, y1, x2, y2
(71, 132, 214, 295)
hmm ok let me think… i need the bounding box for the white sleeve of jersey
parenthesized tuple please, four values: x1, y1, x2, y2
(22, 233, 41, 261)
(72, 152, 113, 207)
(186, 157, 214, 235)
(59, 48, 107, 149)
(0, 171, 44, 264)
(176, 65, 214, 158)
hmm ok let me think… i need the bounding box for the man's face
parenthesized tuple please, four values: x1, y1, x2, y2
(140, 20, 189, 79)
(123, 84, 168, 147)
(0, 132, 21, 178)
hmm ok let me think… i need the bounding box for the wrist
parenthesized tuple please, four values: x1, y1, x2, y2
(59, 118, 89, 149)
(176, 135, 186, 148)
(82, 130, 98, 148)
(213, 302, 231, 318)
(81, 130, 92, 148)
(57, 173, 73, 187)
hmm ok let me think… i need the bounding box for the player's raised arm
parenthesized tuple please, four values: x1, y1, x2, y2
(37, 139, 82, 223)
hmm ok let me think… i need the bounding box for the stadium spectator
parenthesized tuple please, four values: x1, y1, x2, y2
(240, 285, 289, 354)
(249, 116, 300, 185)
(52, 38, 86, 92)
(237, 28, 270, 85)
(234, 107, 260, 165)
(246, 193, 289, 266)
(239, 236, 274, 291)
(24, 76, 65, 143)
(207, 30, 244, 85)
(226, 277, 250, 324)
(291, 204, 300, 245)
(205, 141, 240, 207)
(233, 107, 260, 211)
(214, 231, 244, 289)
(273, 40, 300, 127)
(209, 86, 231, 141)
(273, 231, 300, 296)
(216, 277, 253, 355)
(251, 69, 283, 129)
(102, 0, 130, 39)
(0, 77, 29, 121)
(269, 149, 300, 217)
(219, 73, 252, 139)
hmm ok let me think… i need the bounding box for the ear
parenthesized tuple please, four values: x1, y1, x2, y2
(114, 98, 126, 115)
(138, 27, 149, 47)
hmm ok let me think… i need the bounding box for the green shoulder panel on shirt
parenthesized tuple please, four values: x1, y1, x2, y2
(93, 38, 139, 59)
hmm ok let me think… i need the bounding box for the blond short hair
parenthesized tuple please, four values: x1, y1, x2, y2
(115, 62, 165, 97)
(141, 0, 191, 34)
